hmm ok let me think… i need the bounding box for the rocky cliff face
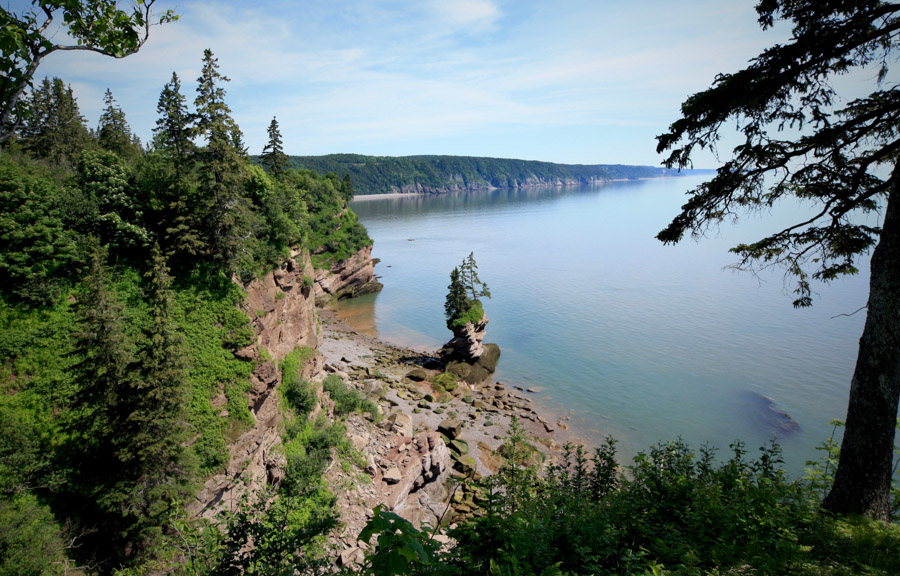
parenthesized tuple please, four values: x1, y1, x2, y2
(389, 174, 608, 195)
(188, 253, 322, 518)
(314, 245, 383, 305)
(243, 251, 320, 362)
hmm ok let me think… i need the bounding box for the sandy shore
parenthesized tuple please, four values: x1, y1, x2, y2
(317, 309, 591, 475)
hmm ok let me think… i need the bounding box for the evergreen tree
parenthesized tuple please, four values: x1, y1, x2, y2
(193, 49, 254, 274)
(260, 116, 288, 177)
(97, 88, 140, 159)
(445, 266, 468, 330)
(153, 72, 196, 166)
(445, 253, 491, 329)
(194, 49, 241, 154)
(68, 245, 132, 456)
(19, 77, 92, 167)
(461, 252, 490, 301)
(115, 245, 195, 548)
(65, 245, 135, 564)
(340, 173, 354, 202)
(656, 0, 900, 520)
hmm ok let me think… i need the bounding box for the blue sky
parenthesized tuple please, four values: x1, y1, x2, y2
(23, 1, 808, 165)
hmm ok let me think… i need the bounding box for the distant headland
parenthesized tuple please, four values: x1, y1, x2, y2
(274, 153, 715, 196)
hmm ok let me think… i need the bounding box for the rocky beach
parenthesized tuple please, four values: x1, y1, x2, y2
(315, 309, 589, 562)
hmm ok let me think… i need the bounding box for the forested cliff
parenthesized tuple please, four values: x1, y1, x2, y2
(284, 153, 709, 195)
(0, 52, 377, 573)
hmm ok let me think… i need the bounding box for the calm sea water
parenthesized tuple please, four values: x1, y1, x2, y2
(338, 177, 873, 474)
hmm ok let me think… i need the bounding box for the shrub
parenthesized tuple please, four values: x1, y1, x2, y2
(280, 347, 318, 417)
(322, 374, 378, 419)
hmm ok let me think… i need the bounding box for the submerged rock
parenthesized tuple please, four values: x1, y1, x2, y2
(739, 390, 801, 436)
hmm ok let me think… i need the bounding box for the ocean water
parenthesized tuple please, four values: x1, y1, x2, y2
(337, 177, 873, 474)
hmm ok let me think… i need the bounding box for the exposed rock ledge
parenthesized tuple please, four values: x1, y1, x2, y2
(243, 250, 319, 362)
(441, 312, 501, 385)
(314, 245, 383, 305)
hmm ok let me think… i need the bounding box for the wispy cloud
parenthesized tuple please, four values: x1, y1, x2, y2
(32, 0, 819, 164)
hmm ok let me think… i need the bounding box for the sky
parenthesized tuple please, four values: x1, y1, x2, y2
(13, 0, 855, 166)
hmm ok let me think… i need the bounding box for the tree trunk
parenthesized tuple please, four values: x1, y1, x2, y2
(823, 166, 900, 521)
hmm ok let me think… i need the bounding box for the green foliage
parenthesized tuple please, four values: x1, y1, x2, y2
(16, 76, 93, 167)
(0, 155, 78, 303)
(77, 148, 150, 253)
(286, 153, 689, 195)
(0, 44, 380, 571)
(0, 1, 177, 145)
(438, 427, 900, 576)
(97, 89, 141, 160)
(358, 505, 440, 576)
(260, 116, 288, 177)
(172, 266, 254, 474)
(152, 72, 196, 167)
(280, 347, 317, 417)
(445, 253, 490, 330)
(0, 494, 65, 576)
(322, 373, 379, 419)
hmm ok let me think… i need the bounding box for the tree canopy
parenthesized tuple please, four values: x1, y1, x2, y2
(657, 0, 899, 520)
(445, 252, 491, 330)
(0, 0, 176, 144)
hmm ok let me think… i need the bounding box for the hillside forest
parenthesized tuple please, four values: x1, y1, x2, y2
(0, 48, 372, 573)
(2, 2, 900, 574)
(285, 154, 708, 195)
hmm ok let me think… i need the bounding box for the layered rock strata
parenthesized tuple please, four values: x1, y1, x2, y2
(314, 245, 383, 305)
(441, 312, 501, 385)
(243, 251, 319, 362)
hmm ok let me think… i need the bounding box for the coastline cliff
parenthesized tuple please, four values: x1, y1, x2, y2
(285, 153, 710, 196)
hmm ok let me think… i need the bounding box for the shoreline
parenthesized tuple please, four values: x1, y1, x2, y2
(350, 174, 705, 201)
(317, 309, 592, 473)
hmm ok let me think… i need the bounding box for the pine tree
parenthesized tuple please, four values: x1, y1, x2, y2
(340, 173, 354, 202)
(656, 0, 900, 519)
(68, 244, 132, 457)
(193, 49, 254, 274)
(445, 253, 491, 329)
(260, 116, 288, 177)
(152, 72, 195, 166)
(115, 245, 195, 545)
(194, 49, 241, 154)
(444, 266, 468, 330)
(19, 77, 92, 166)
(97, 88, 140, 159)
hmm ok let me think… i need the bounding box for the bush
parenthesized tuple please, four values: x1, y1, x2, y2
(322, 374, 378, 419)
(280, 347, 317, 417)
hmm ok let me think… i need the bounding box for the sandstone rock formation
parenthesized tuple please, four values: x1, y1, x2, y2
(443, 313, 489, 360)
(441, 312, 501, 385)
(188, 345, 319, 519)
(242, 251, 319, 362)
(370, 431, 451, 512)
(314, 245, 383, 305)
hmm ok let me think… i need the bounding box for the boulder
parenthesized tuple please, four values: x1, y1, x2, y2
(406, 368, 428, 382)
(383, 467, 402, 484)
(378, 432, 451, 511)
(438, 418, 463, 440)
(391, 413, 413, 437)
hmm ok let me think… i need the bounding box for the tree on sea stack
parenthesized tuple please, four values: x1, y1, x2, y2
(442, 253, 499, 383)
(656, 0, 899, 521)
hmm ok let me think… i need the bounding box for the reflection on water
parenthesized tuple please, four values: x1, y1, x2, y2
(340, 178, 871, 473)
(329, 293, 378, 337)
